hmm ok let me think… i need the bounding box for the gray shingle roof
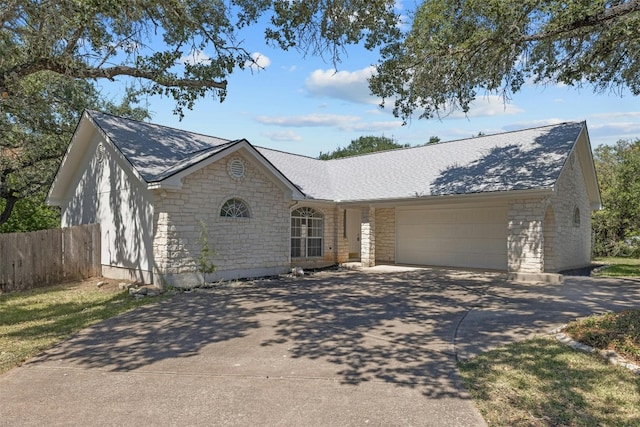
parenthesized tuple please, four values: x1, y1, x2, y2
(87, 110, 235, 182)
(260, 121, 585, 201)
(87, 110, 584, 201)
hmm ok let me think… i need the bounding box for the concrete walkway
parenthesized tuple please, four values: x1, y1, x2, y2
(1, 267, 639, 426)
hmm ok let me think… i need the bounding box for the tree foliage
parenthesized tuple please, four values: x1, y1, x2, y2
(1, 0, 401, 231)
(318, 135, 408, 159)
(1, 0, 400, 116)
(0, 72, 149, 230)
(592, 139, 640, 257)
(370, 0, 640, 121)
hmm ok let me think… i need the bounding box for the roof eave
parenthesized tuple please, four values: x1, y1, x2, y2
(46, 110, 96, 206)
(335, 188, 554, 207)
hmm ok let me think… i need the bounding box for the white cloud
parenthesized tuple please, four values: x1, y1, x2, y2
(247, 52, 271, 70)
(501, 119, 566, 132)
(179, 49, 211, 65)
(305, 66, 380, 105)
(589, 122, 640, 138)
(462, 95, 524, 118)
(589, 111, 640, 120)
(262, 130, 302, 142)
(257, 113, 358, 128)
(255, 113, 402, 132)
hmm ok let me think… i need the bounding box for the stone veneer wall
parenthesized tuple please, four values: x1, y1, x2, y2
(361, 207, 376, 267)
(507, 149, 592, 274)
(375, 208, 395, 263)
(152, 153, 291, 286)
(549, 151, 592, 271)
(507, 197, 549, 273)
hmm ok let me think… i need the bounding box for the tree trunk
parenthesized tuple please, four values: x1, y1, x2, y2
(0, 195, 18, 228)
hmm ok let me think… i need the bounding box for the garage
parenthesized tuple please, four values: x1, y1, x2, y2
(396, 205, 508, 270)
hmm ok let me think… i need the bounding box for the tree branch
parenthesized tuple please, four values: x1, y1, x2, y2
(1, 58, 227, 96)
(522, 0, 640, 43)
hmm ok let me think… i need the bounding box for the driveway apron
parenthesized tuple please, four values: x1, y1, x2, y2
(2, 268, 639, 426)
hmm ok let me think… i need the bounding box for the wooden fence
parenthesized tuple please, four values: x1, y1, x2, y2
(0, 224, 101, 292)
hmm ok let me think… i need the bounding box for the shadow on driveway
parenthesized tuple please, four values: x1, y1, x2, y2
(6, 268, 640, 426)
(29, 269, 501, 398)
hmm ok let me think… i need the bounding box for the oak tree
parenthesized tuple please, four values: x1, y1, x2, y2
(592, 139, 640, 257)
(0, 72, 148, 229)
(1, 0, 400, 115)
(1, 0, 400, 229)
(370, 0, 640, 121)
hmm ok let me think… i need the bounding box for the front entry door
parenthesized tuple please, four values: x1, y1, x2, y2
(346, 209, 361, 260)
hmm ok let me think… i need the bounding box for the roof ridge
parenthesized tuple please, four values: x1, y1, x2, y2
(256, 145, 324, 161)
(86, 109, 232, 145)
(436, 120, 584, 146)
(324, 121, 585, 162)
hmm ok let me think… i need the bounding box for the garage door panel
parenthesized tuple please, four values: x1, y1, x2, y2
(396, 206, 507, 270)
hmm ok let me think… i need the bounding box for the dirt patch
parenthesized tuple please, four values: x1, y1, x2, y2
(49, 277, 139, 294)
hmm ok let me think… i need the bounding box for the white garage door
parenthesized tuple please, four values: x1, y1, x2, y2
(396, 206, 508, 270)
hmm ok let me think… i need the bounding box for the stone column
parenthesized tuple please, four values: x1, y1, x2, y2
(360, 206, 376, 267)
(507, 198, 547, 273)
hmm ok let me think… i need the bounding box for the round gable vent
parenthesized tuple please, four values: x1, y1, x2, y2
(228, 158, 245, 179)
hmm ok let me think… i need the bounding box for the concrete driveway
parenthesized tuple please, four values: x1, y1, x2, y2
(2, 267, 639, 426)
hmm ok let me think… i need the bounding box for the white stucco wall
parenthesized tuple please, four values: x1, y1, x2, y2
(152, 152, 292, 286)
(60, 132, 155, 283)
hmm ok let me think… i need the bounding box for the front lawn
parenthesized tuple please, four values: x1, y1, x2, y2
(593, 257, 640, 277)
(459, 337, 640, 426)
(0, 279, 164, 374)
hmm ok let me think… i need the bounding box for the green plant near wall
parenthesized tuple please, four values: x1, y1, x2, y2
(197, 220, 217, 282)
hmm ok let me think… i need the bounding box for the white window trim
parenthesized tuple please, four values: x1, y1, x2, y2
(291, 207, 324, 258)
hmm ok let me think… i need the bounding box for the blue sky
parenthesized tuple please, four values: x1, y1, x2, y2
(128, 5, 640, 159)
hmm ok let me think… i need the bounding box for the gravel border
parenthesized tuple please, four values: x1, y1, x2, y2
(551, 326, 640, 374)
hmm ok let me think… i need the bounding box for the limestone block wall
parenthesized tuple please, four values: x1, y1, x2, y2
(507, 198, 548, 273)
(361, 207, 376, 267)
(152, 153, 290, 285)
(375, 208, 395, 263)
(549, 152, 592, 271)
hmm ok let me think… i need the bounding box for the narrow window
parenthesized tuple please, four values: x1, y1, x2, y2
(291, 207, 323, 257)
(573, 206, 580, 227)
(343, 209, 347, 238)
(220, 198, 250, 218)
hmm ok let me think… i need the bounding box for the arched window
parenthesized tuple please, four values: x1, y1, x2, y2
(573, 206, 581, 227)
(291, 207, 323, 258)
(220, 198, 250, 218)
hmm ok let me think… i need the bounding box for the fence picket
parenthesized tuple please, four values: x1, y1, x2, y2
(0, 224, 101, 292)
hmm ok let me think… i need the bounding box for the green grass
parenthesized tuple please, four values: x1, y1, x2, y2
(0, 281, 165, 374)
(459, 337, 640, 426)
(593, 257, 640, 277)
(564, 310, 640, 365)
